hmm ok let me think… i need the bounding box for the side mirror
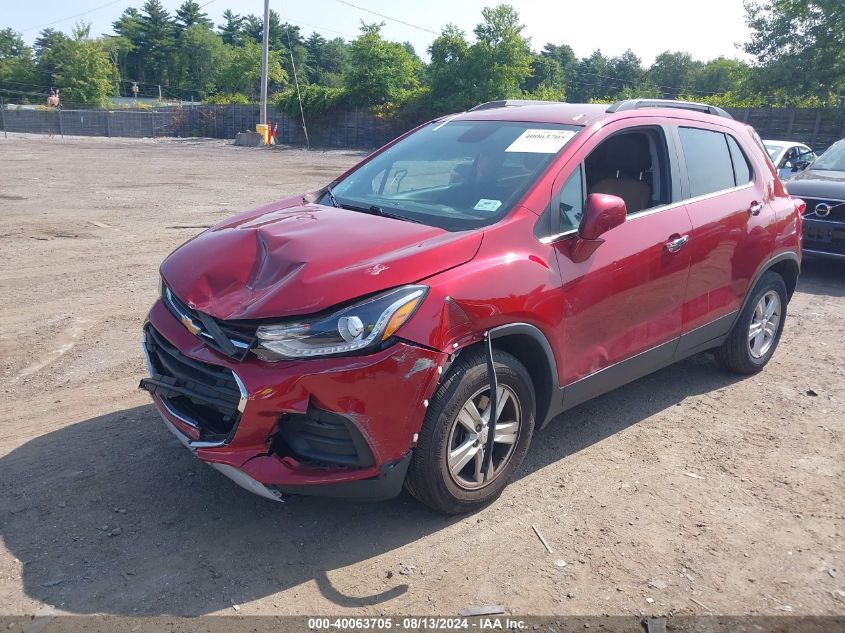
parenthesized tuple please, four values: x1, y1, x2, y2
(794, 160, 810, 171)
(569, 194, 626, 262)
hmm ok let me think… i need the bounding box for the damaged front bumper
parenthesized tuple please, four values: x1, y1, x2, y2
(140, 299, 447, 501)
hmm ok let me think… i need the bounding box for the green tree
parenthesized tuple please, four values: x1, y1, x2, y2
(743, 0, 844, 98)
(33, 28, 69, 58)
(218, 10, 245, 46)
(428, 6, 533, 111)
(467, 4, 533, 102)
(689, 57, 750, 96)
(41, 25, 116, 106)
(175, 1, 213, 33)
(112, 8, 144, 89)
(427, 24, 472, 112)
(102, 35, 133, 95)
(345, 22, 421, 105)
(607, 49, 644, 96)
(0, 28, 37, 97)
(32, 28, 70, 91)
(305, 33, 349, 87)
(648, 51, 701, 98)
(138, 0, 177, 86)
(570, 50, 611, 101)
(540, 43, 577, 94)
(278, 22, 310, 86)
(523, 55, 563, 96)
(179, 24, 226, 96)
(215, 39, 285, 96)
(243, 10, 284, 50)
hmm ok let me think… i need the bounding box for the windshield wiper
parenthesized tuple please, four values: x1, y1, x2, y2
(325, 185, 340, 208)
(337, 201, 424, 224)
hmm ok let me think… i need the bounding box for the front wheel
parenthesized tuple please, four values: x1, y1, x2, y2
(715, 271, 788, 374)
(404, 348, 536, 515)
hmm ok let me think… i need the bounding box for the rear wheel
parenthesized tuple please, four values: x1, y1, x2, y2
(405, 348, 535, 515)
(715, 271, 787, 374)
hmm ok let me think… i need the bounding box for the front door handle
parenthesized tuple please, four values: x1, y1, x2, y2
(666, 234, 689, 253)
(749, 201, 763, 216)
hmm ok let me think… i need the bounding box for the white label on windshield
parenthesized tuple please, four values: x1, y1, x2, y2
(474, 198, 502, 212)
(505, 129, 576, 153)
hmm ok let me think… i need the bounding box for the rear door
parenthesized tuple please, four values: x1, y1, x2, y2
(671, 124, 773, 354)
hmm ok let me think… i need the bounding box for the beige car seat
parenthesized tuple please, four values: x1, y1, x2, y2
(589, 134, 653, 214)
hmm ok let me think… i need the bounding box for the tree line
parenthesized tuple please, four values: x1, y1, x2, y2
(0, 0, 842, 116)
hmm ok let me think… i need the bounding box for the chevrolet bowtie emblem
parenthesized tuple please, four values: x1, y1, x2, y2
(181, 316, 201, 335)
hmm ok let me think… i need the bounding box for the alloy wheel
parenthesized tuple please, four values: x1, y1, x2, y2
(748, 290, 781, 359)
(446, 384, 522, 490)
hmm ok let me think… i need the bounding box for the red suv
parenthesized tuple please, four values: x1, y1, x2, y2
(141, 99, 803, 514)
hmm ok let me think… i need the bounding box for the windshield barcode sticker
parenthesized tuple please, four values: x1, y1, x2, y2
(505, 129, 576, 154)
(474, 199, 502, 212)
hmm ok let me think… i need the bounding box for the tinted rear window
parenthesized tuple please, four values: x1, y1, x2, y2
(679, 127, 736, 198)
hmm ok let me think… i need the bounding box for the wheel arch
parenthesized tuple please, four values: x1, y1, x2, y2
(732, 251, 799, 330)
(768, 255, 800, 300)
(488, 323, 560, 429)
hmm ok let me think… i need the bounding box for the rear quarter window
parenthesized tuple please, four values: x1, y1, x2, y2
(726, 135, 753, 185)
(678, 127, 736, 198)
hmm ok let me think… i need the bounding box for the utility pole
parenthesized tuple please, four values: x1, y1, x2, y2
(260, 0, 270, 125)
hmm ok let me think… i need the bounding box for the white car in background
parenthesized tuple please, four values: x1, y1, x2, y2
(764, 140, 818, 181)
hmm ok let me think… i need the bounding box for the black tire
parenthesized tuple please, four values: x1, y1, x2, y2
(715, 271, 788, 374)
(404, 348, 536, 515)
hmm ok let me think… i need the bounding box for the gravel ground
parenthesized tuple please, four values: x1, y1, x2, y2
(0, 135, 843, 618)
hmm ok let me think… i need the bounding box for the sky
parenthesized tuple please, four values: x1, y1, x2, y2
(5, 0, 753, 65)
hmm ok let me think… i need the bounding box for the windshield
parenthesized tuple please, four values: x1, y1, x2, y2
(764, 143, 784, 161)
(811, 140, 845, 172)
(324, 120, 581, 231)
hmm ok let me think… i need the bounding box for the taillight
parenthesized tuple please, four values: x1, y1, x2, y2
(791, 196, 806, 215)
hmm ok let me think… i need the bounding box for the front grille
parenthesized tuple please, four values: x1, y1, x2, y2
(274, 407, 374, 468)
(802, 198, 845, 223)
(142, 325, 244, 443)
(163, 286, 256, 361)
(805, 235, 845, 255)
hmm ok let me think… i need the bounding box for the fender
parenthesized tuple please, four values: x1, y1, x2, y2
(488, 322, 562, 428)
(731, 250, 800, 330)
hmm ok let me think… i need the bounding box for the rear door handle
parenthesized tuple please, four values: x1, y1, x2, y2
(666, 235, 689, 253)
(749, 201, 763, 216)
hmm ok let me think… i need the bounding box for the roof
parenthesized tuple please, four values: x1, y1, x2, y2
(764, 140, 808, 147)
(448, 103, 611, 127)
(446, 101, 742, 130)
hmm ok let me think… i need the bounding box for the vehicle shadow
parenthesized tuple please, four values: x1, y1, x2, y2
(1, 354, 741, 615)
(796, 256, 845, 298)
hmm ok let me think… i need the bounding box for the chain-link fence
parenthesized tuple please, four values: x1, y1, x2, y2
(1, 102, 843, 151)
(0, 103, 405, 149)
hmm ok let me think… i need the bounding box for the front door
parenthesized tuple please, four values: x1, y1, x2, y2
(546, 122, 693, 407)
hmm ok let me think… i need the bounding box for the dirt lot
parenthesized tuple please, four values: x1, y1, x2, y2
(0, 135, 843, 618)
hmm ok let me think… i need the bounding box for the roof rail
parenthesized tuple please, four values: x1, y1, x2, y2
(606, 99, 733, 120)
(468, 99, 564, 112)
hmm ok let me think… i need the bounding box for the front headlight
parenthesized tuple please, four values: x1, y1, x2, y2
(255, 285, 427, 360)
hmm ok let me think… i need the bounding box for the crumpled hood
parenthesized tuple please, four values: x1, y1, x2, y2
(160, 202, 483, 320)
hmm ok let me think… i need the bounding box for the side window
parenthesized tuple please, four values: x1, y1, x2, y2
(558, 165, 584, 233)
(726, 135, 753, 185)
(798, 148, 817, 163)
(678, 127, 735, 198)
(584, 128, 671, 215)
(781, 147, 797, 168)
